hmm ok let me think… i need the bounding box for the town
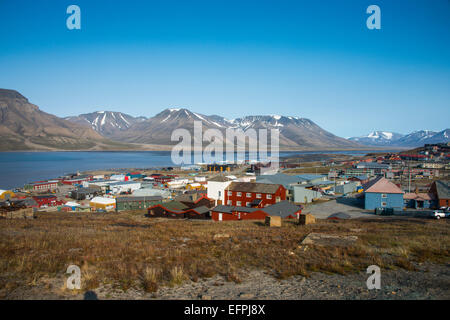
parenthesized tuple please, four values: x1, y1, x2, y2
(1, 143, 449, 221)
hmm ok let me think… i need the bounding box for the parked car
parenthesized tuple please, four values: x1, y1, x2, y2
(439, 206, 450, 212)
(431, 210, 446, 219)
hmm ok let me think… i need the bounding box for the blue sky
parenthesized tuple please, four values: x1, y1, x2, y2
(0, 0, 449, 138)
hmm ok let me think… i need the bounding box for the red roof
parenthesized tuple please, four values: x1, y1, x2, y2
(363, 177, 403, 194)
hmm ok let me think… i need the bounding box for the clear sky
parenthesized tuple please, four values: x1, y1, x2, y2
(0, 0, 449, 138)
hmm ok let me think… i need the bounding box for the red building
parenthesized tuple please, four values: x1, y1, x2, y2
(32, 195, 63, 208)
(153, 175, 177, 184)
(224, 182, 286, 207)
(211, 200, 302, 221)
(62, 177, 90, 185)
(31, 181, 58, 192)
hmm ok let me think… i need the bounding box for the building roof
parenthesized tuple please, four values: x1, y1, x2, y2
(90, 197, 116, 205)
(328, 212, 351, 219)
(263, 201, 302, 218)
(403, 193, 436, 201)
(226, 182, 282, 194)
(132, 188, 171, 198)
(212, 201, 302, 218)
(296, 174, 326, 182)
(356, 163, 391, 169)
(362, 177, 403, 194)
(160, 200, 188, 210)
(349, 175, 368, 181)
(255, 173, 303, 187)
(433, 180, 450, 200)
(212, 205, 259, 214)
(208, 176, 233, 182)
(116, 196, 163, 203)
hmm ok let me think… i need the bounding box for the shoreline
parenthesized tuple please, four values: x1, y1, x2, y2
(0, 146, 406, 153)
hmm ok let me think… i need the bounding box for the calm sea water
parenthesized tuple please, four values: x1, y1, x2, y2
(0, 150, 396, 189)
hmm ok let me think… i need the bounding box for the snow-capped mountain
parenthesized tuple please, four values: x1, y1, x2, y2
(349, 129, 450, 147)
(348, 131, 404, 146)
(115, 108, 362, 150)
(65, 111, 147, 139)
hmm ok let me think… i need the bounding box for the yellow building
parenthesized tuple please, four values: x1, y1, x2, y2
(186, 183, 205, 191)
(0, 190, 15, 200)
(89, 197, 116, 211)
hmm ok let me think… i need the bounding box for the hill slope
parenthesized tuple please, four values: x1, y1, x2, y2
(0, 89, 132, 151)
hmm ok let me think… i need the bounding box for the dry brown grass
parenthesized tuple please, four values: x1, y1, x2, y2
(0, 212, 448, 296)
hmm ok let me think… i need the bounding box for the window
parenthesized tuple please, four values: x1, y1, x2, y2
(218, 191, 221, 197)
(227, 200, 232, 205)
(256, 194, 262, 199)
(381, 202, 387, 207)
(381, 194, 387, 198)
(236, 201, 241, 206)
(246, 193, 251, 198)
(266, 194, 272, 199)
(276, 197, 281, 203)
(246, 202, 251, 207)
(237, 192, 242, 197)
(228, 191, 232, 196)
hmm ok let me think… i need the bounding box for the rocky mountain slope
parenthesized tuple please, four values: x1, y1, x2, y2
(114, 108, 363, 150)
(64, 111, 146, 139)
(0, 89, 132, 151)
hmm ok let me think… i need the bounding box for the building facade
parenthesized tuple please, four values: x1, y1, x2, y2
(224, 182, 286, 207)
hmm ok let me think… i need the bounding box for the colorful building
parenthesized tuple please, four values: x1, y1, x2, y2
(363, 177, 404, 210)
(224, 182, 286, 207)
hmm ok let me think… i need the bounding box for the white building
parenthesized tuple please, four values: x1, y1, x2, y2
(206, 176, 233, 205)
(110, 174, 126, 181)
(110, 181, 141, 194)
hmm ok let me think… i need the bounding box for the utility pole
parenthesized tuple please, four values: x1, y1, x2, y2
(408, 160, 411, 193)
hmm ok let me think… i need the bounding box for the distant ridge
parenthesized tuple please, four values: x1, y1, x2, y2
(349, 130, 450, 147)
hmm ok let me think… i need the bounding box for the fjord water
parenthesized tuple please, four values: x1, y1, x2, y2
(0, 150, 388, 189)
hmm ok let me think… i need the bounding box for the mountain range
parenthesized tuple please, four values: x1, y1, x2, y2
(0, 89, 135, 151)
(348, 130, 450, 147)
(1, 88, 448, 151)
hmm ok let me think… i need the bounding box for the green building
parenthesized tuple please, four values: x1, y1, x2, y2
(116, 196, 163, 211)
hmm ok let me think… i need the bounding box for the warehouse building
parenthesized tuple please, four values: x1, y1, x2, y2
(116, 196, 163, 211)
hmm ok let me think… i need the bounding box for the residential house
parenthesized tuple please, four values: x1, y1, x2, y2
(206, 176, 233, 205)
(32, 195, 62, 208)
(403, 193, 437, 209)
(429, 180, 450, 208)
(224, 182, 286, 207)
(90, 197, 116, 211)
(211, 200, 302, 221)
(147, 201, 210, 219)
(174, 192, 213, 208)
(362, 177, 404, 210)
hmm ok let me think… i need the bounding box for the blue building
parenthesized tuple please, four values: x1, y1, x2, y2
(403, 193, 437, 209)
(363, 177, 404, 210)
